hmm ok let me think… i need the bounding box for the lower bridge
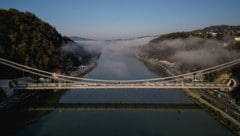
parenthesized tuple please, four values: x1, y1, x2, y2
(28, 103, 201, 111)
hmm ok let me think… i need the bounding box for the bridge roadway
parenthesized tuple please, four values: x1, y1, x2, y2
(14, 82, 231, 90)
(0, 57, 239, 90)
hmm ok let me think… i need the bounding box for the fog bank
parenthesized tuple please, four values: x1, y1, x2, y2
(75, 36, 157, 55)
(151, 37, 240, 69)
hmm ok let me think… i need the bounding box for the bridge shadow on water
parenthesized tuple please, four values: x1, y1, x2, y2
(25, 89, 201, 111)
(28, 103, 201, 111)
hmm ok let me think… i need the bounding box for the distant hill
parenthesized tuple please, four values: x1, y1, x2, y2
(0, 9, 87, 77)
(63, 36, 75, 43)
(150, 25, 240, 43)
(70, 36, 96, 41)
(104, 35, 158, 42)
(194, 25, 240, 33)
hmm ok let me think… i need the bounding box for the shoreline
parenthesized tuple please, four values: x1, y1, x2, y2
(69, 56, 100, 77)
(135, 52, 174, 76)
(136, 52, 240, 135)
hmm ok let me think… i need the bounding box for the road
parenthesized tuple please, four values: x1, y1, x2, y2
(184, 89, 240, 129)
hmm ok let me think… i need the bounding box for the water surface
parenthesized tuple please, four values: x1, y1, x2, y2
(17, 47, 234, 136)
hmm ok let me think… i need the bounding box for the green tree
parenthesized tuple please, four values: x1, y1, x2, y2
(17, 42, 27, 57)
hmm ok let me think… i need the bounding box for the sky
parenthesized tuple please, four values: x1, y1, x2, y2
(1, 0, 240, 40)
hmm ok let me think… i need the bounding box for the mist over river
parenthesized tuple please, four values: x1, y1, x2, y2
(17, 40, 234, 136)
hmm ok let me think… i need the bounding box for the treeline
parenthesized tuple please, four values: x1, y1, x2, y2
(144, 25, 240, 61)
(150, 32, 195, 43)
(0, 9, 83, 76)
(200, 25, 240, 33)
(150, 25, 240, 43)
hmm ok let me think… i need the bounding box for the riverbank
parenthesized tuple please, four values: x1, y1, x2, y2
(69, 56, 99, 77)
(136, 52, 174, 76)
(136, 52, 240, 135)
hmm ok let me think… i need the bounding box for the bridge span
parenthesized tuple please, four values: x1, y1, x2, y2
(0, 57, 239, 90)
(15, 82, 231, 90)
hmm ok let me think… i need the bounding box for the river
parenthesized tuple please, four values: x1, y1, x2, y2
(16, 45, 234, 136)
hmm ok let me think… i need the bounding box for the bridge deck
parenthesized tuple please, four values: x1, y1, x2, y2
(0, 57, 237, 91)
(13, 83, 231, 90)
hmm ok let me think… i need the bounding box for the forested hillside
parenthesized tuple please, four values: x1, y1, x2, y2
(142, 25, 240, 71)
(0, 9, 84, 76)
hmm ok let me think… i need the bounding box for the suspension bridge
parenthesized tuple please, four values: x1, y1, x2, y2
(0, 58, 239, 91)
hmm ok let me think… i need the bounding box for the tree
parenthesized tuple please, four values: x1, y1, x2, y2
(17, 42, 27, 57)
(0, 9, 87, 75)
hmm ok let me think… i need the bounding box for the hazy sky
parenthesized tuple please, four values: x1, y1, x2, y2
(1, 0, 240, 40)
